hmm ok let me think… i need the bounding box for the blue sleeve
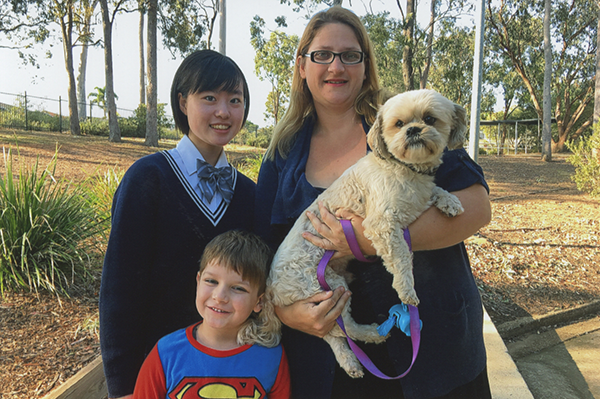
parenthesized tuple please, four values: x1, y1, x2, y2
(436, 148, 489, 193)
(254, 156, 280, 249)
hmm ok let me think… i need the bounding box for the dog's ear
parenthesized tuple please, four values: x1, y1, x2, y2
(367, 111, 392, 160)
(447, 103, 467, 150)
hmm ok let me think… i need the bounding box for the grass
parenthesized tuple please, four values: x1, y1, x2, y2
(0, 147, 108, 295)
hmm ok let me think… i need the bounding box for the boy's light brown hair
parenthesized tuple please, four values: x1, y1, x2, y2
(199, 230, 272, 295)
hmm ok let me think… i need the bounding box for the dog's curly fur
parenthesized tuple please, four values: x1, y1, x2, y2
(254, 89, 467, 378)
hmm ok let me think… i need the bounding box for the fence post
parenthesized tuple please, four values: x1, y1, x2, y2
(497, 124, 501, 155)
(24, 91, 28, 131)
(515, 121, 518, 155)
(59, 96, 62, 134)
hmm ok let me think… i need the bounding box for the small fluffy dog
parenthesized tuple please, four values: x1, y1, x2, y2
(254, 89, 467, 378)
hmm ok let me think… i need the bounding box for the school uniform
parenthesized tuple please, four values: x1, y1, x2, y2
(100, 135, 255, 398)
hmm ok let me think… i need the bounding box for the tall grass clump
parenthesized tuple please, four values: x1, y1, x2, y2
(81, 167, 124, 238)
(567, 124, 600, 198)
(0, 148, 106, 295)
(232, 152, 263, 182)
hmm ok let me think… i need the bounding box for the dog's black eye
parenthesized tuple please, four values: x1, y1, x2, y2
(395, 120, 404, 128)
(424, 116, 436, 125)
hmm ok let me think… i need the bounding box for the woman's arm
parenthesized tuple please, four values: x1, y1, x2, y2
(303, 183, 491, 254)
(409, 183, 491, 251)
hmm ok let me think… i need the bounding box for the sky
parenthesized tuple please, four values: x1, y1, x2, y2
(0, 0, 444, 128)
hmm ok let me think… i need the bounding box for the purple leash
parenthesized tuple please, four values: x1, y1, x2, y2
(316, 220, 421, 379)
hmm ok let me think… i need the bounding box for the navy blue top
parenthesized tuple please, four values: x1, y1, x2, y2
(255, 118, 489, 399)
(99, 151, 255, 398)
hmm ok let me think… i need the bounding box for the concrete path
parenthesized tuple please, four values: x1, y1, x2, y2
(507, 315, 600, 399)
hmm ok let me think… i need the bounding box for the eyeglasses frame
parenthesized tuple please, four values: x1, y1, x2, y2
(303, 50, 365, 65)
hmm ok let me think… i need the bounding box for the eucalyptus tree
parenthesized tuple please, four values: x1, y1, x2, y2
(145, 0, 158, 146)
(541, 0, 552, 161)
(594, 4, 600, 126)
(158, 0, 218, 56)
(76, 0, 99, 120)
(487, 0, 597, 152)
(138, 0, 145, 105)
(250, 15, 299, 125)
(1, 0, 106, 136)
(99, 0, 129, 143)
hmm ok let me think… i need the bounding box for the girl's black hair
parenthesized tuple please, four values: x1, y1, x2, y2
(170, 49, 250, 135)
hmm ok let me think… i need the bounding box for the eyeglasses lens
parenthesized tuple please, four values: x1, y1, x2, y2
(310, 51, 363, 65)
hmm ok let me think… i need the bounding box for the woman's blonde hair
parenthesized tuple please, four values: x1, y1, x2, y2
(265, 6, 382, 160)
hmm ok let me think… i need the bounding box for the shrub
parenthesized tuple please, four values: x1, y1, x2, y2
(81, 118, 109, 136)
(566, 124, 600, 198)
(0, 149, 106, 294)
(81, 167, 124, 239)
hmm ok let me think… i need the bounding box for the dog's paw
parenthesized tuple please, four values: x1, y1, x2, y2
(401, 289, 420, 307)
(341, 358, 364, 379)
(431, 188, 464, 217)
(368, 323, 388, 344)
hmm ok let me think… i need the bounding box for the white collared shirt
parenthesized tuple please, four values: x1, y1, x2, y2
(167, 135, 232, 212)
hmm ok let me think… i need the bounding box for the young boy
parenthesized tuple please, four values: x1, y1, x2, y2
(132, 230, 291, 399)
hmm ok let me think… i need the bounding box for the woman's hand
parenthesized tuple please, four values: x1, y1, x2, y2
(302, 202, 376, 259)
(274, 287, 351, 338)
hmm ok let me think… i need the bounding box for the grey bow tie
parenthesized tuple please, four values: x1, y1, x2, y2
(196, 159, 234, 204)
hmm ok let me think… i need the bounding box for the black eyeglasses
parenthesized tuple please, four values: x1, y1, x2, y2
(304, 50, 364, 65)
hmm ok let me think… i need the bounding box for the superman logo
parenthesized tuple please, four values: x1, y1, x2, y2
(168, 377, 267, 399)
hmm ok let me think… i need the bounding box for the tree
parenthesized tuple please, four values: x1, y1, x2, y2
(53, 0, 82, 136)
(595, 3, 600, 126)
(158, 0, 218, 57)
(361, 1, 472, 94)
(88, 86, 118, 118)
(402, 0, 415, 90)
(76, 0, 99, 120)
(362, 12, 403, 94)
(0, 1, 50, 54)
(541, 0, 552, 161)
(487, 0, 597, 152)
(145, 0, 158, 146)
(250, 16, 298, 125)
(138, 0, 145, 105)
(99, 0, 126, 143)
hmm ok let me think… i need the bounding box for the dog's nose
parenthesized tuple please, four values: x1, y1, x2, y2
(406, 126, 422, 137)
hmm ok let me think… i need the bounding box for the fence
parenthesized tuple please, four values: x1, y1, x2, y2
(0, 90, 138, 133)
(478, 118, 557, 155)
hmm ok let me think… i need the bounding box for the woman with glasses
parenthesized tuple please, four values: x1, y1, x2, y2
(255, 6, 492, 399)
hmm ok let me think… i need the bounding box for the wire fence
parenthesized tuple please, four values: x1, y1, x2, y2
(0, 90, 163, 133)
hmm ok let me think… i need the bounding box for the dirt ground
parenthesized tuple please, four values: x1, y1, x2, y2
(1, 129, 599, 397)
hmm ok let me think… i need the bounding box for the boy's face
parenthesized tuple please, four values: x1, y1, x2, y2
(195, 260, 263, 336)
(179, 84, 245, 162)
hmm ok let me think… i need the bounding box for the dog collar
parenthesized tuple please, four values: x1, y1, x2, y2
(391, 156, 439, 176)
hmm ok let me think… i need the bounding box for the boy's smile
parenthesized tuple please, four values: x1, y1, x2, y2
(195, 261, 263, 348)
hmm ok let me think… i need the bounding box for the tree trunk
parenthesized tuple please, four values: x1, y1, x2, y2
(403, 0, 415, 91)
(60, 1, 81, 136)
(594, 6, 600, 126)
(77, 39, 89, 120)
(76, 0, 97, 121)
(139, 5, 145, 105)
(100, 0, 121, 143)
(420, 0, 436, 89)
(145, 0, 159, 147)
(541, 0, 552, 161)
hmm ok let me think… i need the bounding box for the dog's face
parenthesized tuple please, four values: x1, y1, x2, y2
(367, 89, 467, 168)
